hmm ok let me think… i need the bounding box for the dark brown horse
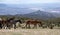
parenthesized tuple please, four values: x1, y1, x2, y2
(0, 18, 7, 29)
(6, 17, 22, 29)
(25, 19, 43, 29)
(0, 17, 22, 29)
(0, 18, 8, 29)
(0, 17, 14, 29)
(6, 17, 15, 29)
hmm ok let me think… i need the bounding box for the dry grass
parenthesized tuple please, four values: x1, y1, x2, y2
(0, 28, 60, 35)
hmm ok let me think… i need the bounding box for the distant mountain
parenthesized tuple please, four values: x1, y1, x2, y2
(0, 3, 60, 15)
(0, 4, 7, 7)
(0, 3, 60, 20)
(16, 10, 58, 20)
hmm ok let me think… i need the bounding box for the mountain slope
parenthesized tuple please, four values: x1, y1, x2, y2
(16, 10, 57, 20)
(0, 3, 60, 15)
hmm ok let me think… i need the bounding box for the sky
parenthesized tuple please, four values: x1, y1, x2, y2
(0, 0, 60, 4)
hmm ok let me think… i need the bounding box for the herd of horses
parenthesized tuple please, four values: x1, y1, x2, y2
(0, 17, 22, 29)
(0, 17, 55, 29)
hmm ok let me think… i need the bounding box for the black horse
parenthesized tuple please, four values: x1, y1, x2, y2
(6, 18, 22, 29)
(12, 19, 22, 29)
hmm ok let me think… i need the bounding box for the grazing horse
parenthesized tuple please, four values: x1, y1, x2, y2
(2, 19, 7, 29)
(0, 17, 22, 29)
(0, 18, 7, 29)
(12, 19, 22, 29)
(6, 18, 14, 29)
(6, 18, 22, 29)
(0, 17, 14, 29)
(25, 20, 43, 29)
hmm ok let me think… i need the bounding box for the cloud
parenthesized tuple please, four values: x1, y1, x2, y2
(29, 8, 45, 11)
(29, 8, 40, 11)
(0, 0, 3, 2)
(0, 0, 60, 4)
(51, 11, 60, 13)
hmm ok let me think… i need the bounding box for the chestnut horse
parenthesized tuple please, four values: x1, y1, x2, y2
(25, 20, 43, 29)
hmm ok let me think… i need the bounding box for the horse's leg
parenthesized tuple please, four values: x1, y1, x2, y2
(33, 24, 37, 29)
(3, 22, 6, 29)
(17, 22, 21, 27)
(19, 21, 22, 27)
(5, 23, 7, 29)
(8, 25, 11, 29)
(39, 23, 42, 27)
(28, 24, 31, 29)
(6, 23, 9, 29)
(7, 23, 11, 29)
(14, 23, 16, 29)
(25, 23, 27, 28)
(4, 24, 7, 29)
(38, 23, 41, 27)
(0, 23, 2, 29)
(2, 21, 4, 29)
(3, 24, 5, 29)
(0, 21, 3, 29)
(35, 24, 37, 29)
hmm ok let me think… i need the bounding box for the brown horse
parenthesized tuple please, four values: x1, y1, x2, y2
(25, 19, 43, 29)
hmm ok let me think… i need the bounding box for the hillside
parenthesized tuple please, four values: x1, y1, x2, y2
(15, 10, 58, 20)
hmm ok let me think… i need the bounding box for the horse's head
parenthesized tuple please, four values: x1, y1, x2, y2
(16, 20, 22, 24)
(37, 20, 43, 27)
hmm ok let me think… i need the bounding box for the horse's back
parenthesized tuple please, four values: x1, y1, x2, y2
(26, 20, 39, 24)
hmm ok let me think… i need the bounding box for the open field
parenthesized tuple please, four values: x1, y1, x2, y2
(0, 29, 60, 35)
